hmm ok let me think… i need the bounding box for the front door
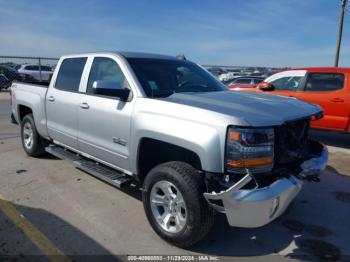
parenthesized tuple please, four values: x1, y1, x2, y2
(270, 75, 303, 97)
(77, 56, 134, 171)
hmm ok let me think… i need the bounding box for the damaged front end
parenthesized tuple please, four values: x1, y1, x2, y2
(204, 118, 328, 228)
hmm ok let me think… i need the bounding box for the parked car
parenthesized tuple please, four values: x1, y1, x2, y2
(17, 64, 53, 81)
(245, 68, 350, 133)
(0, 74, 11, 90)
(0, 65, 34, 89)
(0, 68, 12, 91)
(11, 52, 327, 247)
(219, 72, 236, 82)
(207, 66, 224, 76)
(8, 64, 22, 70)
(227, 76, 264, 90)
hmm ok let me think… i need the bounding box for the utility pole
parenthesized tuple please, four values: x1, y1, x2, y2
(334, 0, 348, 67)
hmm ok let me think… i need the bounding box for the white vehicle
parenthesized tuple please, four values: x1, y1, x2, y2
(18, 64, 53, 82)
(219, 72, 234, 82)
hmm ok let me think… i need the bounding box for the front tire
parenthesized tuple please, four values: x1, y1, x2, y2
(142, 161, 214, 247)
(21, 114, 47, 157)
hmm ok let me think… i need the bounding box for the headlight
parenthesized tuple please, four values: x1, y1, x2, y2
(226, 127, 274, 174)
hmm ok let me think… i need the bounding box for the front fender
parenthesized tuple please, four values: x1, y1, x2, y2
(130, 111, 224, 174)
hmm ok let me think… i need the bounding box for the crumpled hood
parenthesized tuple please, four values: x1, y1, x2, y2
(161, 91, 322, 126)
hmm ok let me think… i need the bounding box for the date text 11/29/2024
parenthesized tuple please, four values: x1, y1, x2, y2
(127, 255, 219, 261)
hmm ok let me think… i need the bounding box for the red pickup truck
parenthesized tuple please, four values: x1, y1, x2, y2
(241, 68, 350, 133)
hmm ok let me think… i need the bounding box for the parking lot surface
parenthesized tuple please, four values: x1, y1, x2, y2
(1, 91, 350, 261)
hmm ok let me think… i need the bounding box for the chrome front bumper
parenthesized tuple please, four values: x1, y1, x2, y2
(204, 144, 328, 228)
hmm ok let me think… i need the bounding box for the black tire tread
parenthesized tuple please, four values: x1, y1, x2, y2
(143, 161, 214, 247)
(162, 162, 215, 246)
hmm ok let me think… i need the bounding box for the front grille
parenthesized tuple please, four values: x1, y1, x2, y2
(274, 118, 310, 167)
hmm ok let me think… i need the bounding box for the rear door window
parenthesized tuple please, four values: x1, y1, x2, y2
(25, 65, 36, 70)
(55, 57, 87, 92)
(253, 78, 263, 84)
(305, 73, 344, 91)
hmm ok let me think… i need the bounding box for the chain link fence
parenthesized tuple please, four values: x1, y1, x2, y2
(0, 55, 59, 90)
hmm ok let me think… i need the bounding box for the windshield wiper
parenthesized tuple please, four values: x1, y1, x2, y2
(151, 87, 221, 98)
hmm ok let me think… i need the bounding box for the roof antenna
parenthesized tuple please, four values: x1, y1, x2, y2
(177, 52, 186, 61)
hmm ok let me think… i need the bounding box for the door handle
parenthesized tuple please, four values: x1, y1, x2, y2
(48, 96, 55, 102)
(80, 102, 90, 109)
(330, 98, 344, 102)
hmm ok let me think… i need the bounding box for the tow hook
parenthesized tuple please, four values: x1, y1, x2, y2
(296, 143, 328, 183)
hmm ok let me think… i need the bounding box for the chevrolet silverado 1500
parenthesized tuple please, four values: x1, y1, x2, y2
(11, 52, 328, 247)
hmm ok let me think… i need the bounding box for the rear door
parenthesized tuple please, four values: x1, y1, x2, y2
(295, 72, 350, 131)
(31, 66, 40, 80)
(77, 56, 135, 171)
(252, 78, 264, 86)
(46, 57, 87, 149)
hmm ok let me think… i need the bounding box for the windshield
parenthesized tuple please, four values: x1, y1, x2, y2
(127, 58, 228, 97)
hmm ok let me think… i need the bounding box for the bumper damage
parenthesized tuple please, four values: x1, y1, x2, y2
(204, 142, 328, 228)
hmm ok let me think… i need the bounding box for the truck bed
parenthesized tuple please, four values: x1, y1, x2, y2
(11, 81, 49, 138)
(13, 80, 50, 87)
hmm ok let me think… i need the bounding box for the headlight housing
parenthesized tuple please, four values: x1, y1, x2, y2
(226, 127, 274, 174)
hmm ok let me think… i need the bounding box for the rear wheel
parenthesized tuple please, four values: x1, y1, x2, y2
(142, 161, 214, 247)
(21, 114, 47, 157)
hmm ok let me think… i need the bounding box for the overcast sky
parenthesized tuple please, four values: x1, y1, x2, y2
(0, 0, 349, 67)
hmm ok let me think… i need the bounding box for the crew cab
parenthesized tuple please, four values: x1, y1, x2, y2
(11, 52, 328, 247)
(241, 68, 350, 133)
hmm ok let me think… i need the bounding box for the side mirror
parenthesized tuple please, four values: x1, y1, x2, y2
(257, 81, 274, 91)
(92, 80, 130, 101)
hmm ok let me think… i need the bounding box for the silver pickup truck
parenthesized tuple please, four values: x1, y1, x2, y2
(11, 52, 328, 247)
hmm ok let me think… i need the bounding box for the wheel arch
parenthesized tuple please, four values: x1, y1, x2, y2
(17, 104, 33, 122)
(136, 137, 203, 182)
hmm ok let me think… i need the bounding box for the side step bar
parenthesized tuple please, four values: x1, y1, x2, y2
(45, 145, 132, 188)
